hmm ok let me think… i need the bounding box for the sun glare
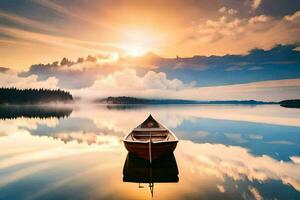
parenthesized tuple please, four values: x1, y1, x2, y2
(120, 29, 161, 57)
(123, 45, 147, 57)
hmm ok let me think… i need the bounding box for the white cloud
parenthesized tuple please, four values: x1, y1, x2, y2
(194, 11, 300, 55)
(228, 8, 238, 15)
(248, 66, 264, 71)
(218, 7, 237, 15)
(251, 0, 262, 10)
(0, 11, 58, 32)
(224, 133, 247, 143)
(0, 71, 58, 89)
(248, 186, 263, 200)
(218, 7, 227, 13)
(2, 65, 300, 102)
(191, 78, 300, 101)
(217, 184, 225, 193)
(285, 11, 300, 21)
(249, 15, 270, 24)
(71, 69, 196, 100)
(290, 156, 300, 164)
(249, 134, 263, 140)
(94, 69, 192, 90)
(70, 65, 300, 102)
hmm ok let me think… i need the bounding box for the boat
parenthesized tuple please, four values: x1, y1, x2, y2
(123, 114, 179, 161)
(123, 153, 179, 197)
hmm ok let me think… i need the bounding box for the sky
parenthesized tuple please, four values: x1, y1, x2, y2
(0, 0, 300, 101)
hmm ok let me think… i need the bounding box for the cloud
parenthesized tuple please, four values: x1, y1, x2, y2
(18, 44, 300, 90)
(249, 15, 270, 24)
(11, 44, 300, 101)
(225, 65, 245, 71)
(0, 67, 10, 73)
(70, 64, 300, 102)
(0, 10, 58, 32)
(285, 10, 300, 22)
(251, 0, 262, 10)
(218, 7, 237, 15)
(33, 0, 112, 30)
(224, 133, 247, 143)
(248, 66, 264, 70)
(191, 78, 300, 101)
(72, 69, 196, 100)
(291, 156, 300, 164)
(19, 55, 111, 89)
(249, 134, 263, 140)
(0, 70, 58, 89)
(216, 184, 225, 193)
(189, 10, 300, 55)
(218, 7, 227, 13)
(248, 186, 263, 200)
(1, 0, 299, 67)
(0, 25, 119, 53)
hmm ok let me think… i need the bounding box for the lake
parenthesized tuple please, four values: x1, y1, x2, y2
(0, 104, 300, 200)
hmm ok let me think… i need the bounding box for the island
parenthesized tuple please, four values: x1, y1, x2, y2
(0, 88, 73, 105)
(95, 96, 277, 105)
(280, 100, 300, 108)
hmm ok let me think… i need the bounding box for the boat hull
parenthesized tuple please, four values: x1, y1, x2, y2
(124, 140, 178, 160)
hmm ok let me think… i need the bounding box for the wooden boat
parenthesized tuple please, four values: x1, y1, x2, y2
(123, 114, 179, 161)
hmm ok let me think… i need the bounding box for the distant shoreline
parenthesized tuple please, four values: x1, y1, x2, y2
(95, 97, 300, 109)
(95, 96, 278, 105)
(1, 91, 299, 109)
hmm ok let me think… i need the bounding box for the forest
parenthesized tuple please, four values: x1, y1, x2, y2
(0, 88, 73, 104)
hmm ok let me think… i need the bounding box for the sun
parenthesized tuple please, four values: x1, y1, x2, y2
(120, 29, 160, 57)
(123, 45, 147, 57)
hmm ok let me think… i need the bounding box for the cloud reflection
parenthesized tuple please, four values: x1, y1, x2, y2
(0, 104, 299, 199)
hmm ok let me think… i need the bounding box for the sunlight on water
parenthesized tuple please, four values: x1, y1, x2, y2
(0, 105, 300, 200)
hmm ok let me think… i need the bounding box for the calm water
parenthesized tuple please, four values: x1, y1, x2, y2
(0, 104, 300, 200)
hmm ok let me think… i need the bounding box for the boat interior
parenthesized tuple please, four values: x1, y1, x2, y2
(124, 114, 177, 142)
(126, 130, 176, 142)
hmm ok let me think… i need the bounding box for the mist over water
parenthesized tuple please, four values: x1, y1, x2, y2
(0, 104, 300, 200)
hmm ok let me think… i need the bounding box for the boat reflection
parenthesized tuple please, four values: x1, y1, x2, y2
(123, 153, 179, 197)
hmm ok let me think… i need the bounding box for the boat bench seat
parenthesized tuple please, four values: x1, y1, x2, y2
(133, 128, 168, 132)
(133, 134, 168, 137)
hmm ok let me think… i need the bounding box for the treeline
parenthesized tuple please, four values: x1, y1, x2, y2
(280, 100, 300, 108)
(0, 88, 73, 105)
(96, 96, 277, 105)
(97, 96, 199, 104)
